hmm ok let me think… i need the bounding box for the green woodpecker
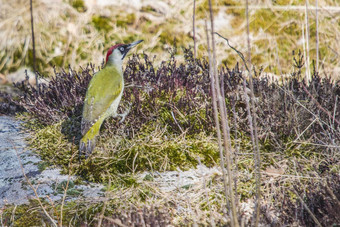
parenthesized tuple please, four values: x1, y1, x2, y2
(80, 40, 143, 157)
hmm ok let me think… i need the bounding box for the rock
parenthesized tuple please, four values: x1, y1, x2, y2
(5, 68, 36, 85)
(0, 116, 103, 207)
(4, 68, 49, 87)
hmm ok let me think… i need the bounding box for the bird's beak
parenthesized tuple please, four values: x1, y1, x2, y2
(127, 40, 143, 49)
(122, 40, 143, 59)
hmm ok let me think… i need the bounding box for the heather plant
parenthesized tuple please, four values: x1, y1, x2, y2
(5, 48, 340, 226)
(13, 66, 93, 124)
(13, 48, 340, 160)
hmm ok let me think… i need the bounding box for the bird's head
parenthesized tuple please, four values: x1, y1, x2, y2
(105, 40, 143, 67)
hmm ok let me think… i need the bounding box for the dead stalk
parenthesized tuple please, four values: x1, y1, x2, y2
(292, 188, 323, 227)
(231, 101, 240, 205)
(207, 1, 239, 226)
(103, 216, 128, 226)
(197, 157, 216, 227)
(204, 19, 230, 219)
(245, 0, 251, 64)
(276, 84, 337, 134)
(98, 177, 111, 227)
(60, 140, 77, 227)
(214, 32, 261, 226)
(10, 205, 17, 224)
(193, 0, 197, 59)
(301, 83, 340, 126)
(30, 0, 39, 90)
(249, 67, 261, 227)
(245, 1, 261, 223)
(305, 0, 311, 82)
(11, 141, 58, 227)
(315, 0, 319, 73)
(333, 95, 338, 126)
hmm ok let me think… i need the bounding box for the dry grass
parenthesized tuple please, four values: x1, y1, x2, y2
(1, 0, 340, 79)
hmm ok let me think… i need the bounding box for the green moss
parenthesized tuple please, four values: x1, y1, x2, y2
(2, 199, 104, 226)
(56, 180, 75, 191)
(97, 130, 218, 174)
(274, 0, 305, 5)
(26, 112, 219, 182)
(92, 15, 112, 32)
(220, 0, 239, 6)
(159, 30, 191, 49)
(2, 200, 52, 226)
(51, 55, 64, 67)
(122, 34, 140, 44)
(17, 112, 45, 131)
(226, 8, 244, 17)
(229, 13, 245, 30)
(221, 55, 237, 67)
(29, 121, 76, 172)
(116, 13, 136, 28)
(197, 0, 230, 16)
(143, 174, 154, 181)
(23, 49, 46, 75)
(237, 177, 256, 200)
(70, 0, 86, 12)
(250, 9, 279, 33)
(282, 20, 301, 37)
(37, 162, 50, 172)
(141, 5, 157, 13)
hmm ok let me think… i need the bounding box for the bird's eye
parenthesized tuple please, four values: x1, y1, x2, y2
(119, 47, 124, 52)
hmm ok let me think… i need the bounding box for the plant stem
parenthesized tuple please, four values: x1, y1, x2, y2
(30, 0, 39, 91)
(208, 1, 239, 226)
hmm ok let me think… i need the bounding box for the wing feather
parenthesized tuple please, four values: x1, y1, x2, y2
(81, 66, 123, 135)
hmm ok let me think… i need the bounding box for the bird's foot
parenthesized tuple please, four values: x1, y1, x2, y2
(118, 103, 132, 123)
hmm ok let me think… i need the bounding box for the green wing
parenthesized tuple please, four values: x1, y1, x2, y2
(81, 66, 123, 135)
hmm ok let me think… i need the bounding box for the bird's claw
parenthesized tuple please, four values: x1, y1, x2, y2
(118, 103, 132, 123)
(118, 113, 127, 123)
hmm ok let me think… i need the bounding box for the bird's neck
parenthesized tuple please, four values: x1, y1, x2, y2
(105, 61, 123, 74)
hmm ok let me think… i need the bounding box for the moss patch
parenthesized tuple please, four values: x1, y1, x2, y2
(26, 115, 219, 182)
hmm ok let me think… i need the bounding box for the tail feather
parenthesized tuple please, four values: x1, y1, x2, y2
(79, 118, 103, 158)
(79, 136, 97, 158)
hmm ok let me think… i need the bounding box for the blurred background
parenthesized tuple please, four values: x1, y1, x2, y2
(1, 0, 339, 82)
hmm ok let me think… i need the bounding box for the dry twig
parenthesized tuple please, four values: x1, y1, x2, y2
(207, 1, 239, 226)
(11, 140, 58, 227)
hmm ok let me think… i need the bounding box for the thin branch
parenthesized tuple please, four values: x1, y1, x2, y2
(301, 83, 340, 126)
(231, 100, 240, 205)
(305, 0, 311, 82)
(333, 95, 338, 126)
(215, 32, 261, 226)
(11, 141, 58, 227)
(291, 188, 323, 227)
(214, 33, 249, 71)
(301, 22, 307, 79)
(315, 0, 319, 73)
(193, 0, 197, 59)
(30, 0, 39, 90)
(245, 0, 251, 64)
(197, 157, 216, 227)
(205, 19, 229, 220)
(103, 217, 128, 227)
(98, 177, 111, 227)
(171, 111, 184, 133)
(208, 1, 239, 226)
(60, 139, 77, 227)
(275, 84, 338, 136)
